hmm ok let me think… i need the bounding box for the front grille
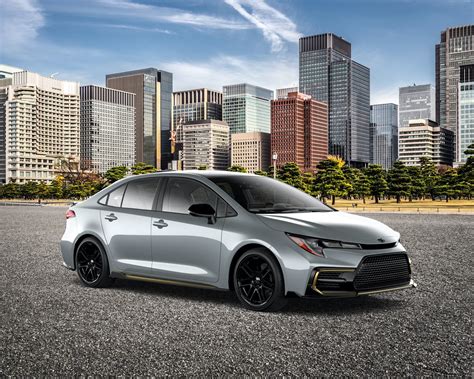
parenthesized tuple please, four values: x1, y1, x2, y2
(353, 254, 411, 291)
(359, 242, 397, 250)
(318, 272, 341, 280)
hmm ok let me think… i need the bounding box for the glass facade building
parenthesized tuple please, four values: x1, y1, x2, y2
(399, 84, 436, 128)
(299, 33, 370, 167)
(458, 64, 474, 163)
(370, 103, 398, 169)
(106, 68, 173, 170)
(223, 84, 273, 135)
(436, 25, 474, 161)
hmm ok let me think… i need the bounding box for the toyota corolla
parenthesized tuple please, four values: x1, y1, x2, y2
(60, 171, 416, 311)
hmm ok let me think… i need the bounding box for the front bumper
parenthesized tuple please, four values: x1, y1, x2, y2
(306, 252, 417, 297)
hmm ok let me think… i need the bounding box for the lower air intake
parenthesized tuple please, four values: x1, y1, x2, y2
(353, 254, 411, 291)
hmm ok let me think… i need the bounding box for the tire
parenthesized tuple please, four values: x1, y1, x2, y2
(75, 237, 114, 288)
(233, 248, 287, 312)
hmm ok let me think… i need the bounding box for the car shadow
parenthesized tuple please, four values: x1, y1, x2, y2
(81, 278, 407, 315)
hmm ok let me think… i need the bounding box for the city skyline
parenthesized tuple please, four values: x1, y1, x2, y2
(1, 0, 472, 104)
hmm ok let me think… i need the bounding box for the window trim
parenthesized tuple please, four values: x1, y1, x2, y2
(158, 176, 237, 218)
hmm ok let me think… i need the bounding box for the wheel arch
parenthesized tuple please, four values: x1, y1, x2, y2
(228, 243, 286, 292)
(73, 233, 109, 272)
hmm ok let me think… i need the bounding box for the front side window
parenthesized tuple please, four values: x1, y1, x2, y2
(162, 178, 218, 215)
(121, 178, 160, 211)
(207, 175, 333, 213)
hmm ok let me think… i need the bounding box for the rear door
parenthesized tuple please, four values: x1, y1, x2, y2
(100, 177, 161, 275)
(150, 177, 225, 283)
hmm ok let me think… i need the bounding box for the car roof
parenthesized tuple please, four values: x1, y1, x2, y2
(130, 170, 257, 179)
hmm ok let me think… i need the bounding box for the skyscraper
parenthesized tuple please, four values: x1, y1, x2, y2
(436, 25, 474, 160)
(172, 88, 222, 168)
(458, 64, 474, 163)
(0, 71, 79, 184)
(399, 119, 454, 167)
(223, 83, 273, 134)
(398, 84, 436, 128)
(106, 68, 173, 170)
(182, 120, 229, 170)
(370, 103, 398, 169)
(276, 87, 298, 100)
(299, 33, 370, 167)
(80, 85, 136, 173)
(271, 92, 328, 173)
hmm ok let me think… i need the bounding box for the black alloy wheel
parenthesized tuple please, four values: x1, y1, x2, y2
(234, 249, 287, 311)
(75, 237, 113, 288)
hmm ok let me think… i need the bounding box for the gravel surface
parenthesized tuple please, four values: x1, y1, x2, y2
(1, 207, 472, 376)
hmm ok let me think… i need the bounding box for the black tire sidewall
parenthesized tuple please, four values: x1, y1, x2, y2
(233, 249, 286, 311)
(75, 237, 111, 288)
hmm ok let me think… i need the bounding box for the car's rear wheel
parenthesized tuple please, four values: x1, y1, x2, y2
(75, 237, 113, 288)
(233, 249, 287, 312)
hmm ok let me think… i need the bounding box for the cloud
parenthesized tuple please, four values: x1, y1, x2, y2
(99, 23, 173, 34)
(97, 0, 252, 30)
(1, 0, 45, 52)
(224, 0, 301, 52)
(162, 55, 298, 92)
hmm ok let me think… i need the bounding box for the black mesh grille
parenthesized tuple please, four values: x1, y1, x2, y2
(353, 254, 410, 291)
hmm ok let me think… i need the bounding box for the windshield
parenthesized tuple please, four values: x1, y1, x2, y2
(207, 175, 333, 213)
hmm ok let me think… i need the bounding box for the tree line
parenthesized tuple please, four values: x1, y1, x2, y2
(1, 145, 473, 203)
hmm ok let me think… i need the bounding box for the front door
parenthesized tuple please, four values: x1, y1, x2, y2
(151, 177, 224, 283)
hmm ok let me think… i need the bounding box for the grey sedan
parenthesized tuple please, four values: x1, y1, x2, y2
(60, 171, 416, 311)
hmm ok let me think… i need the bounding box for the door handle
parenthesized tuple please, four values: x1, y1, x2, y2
(153, 219, 168, 229)
(105, 213, 118, 222)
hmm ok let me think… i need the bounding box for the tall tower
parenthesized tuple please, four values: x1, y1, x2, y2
(435, 25, 474, 161)
(106, 68, 173, 170)
(299, 33, 370, 167)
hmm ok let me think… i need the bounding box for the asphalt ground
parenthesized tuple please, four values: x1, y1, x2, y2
(0, 207, 472, 376)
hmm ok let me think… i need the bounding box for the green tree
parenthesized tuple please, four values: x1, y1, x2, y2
(419, 157, 440, 200)
(37, 181, 49, 201)
(365, 164, 388, 204)
(435, 168, 459, 202)
(20, 181, 39, 200)
(131, 162, 157, 175)
(353, 170, 371, 204)
(227, 165, 247, 173)
(313, 158, 351, 205)
(458, 144, 474, 199)
(49, 176, 65, 199)
(197, 165, 207, 170)
(278, 163, 307, 192)
(254, 170, 268, 176)
(387, 161, 411, 203)
(342, 165, 359, 199)
(0, 182, 20, 199)
(105, 166, 128, 183)
(302, 172, 315, 195)
(407, 166, 425, 201)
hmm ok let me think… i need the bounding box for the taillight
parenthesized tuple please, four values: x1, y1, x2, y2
(66, 210, 76, 219)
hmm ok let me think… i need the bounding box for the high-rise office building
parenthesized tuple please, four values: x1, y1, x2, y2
(223, 83, 273, 135)
(276, 87, 299, 100)
(0, 71, 79, 184)
(106, 68, 173, 170)
(172, 88, 222, 167)
(398, 119, 454, 167)
(299, 33, 370, 167)
(370, 103, 398, 169)
(231, 132, 271, 173)
(436, 25, 474, 160)
(398, 84, 436, 128)
(458, 64, 474, 163)
(271, 92, 328, 173)
(182, 120, 229, 170)
(80, 85, 136, 173)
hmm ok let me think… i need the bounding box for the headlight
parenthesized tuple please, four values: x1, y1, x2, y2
(287, 233, 361, 257)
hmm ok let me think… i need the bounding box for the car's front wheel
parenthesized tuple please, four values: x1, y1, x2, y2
(75, 237, 113, 288)
(233, 249, 287, 311)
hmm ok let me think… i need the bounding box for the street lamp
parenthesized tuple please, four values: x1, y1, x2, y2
(272, 152, 278, 179)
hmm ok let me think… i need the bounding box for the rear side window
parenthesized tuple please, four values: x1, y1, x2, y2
(107, 185, 126, 207)
(121, 178, 160, 210)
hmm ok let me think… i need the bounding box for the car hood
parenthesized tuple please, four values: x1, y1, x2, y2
(257, 211, 399, 245)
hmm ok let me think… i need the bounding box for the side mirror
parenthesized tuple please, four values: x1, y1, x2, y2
(188, 203, 216, 224)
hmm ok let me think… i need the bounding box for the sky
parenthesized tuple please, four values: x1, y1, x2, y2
(1, 0, 472, 104)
